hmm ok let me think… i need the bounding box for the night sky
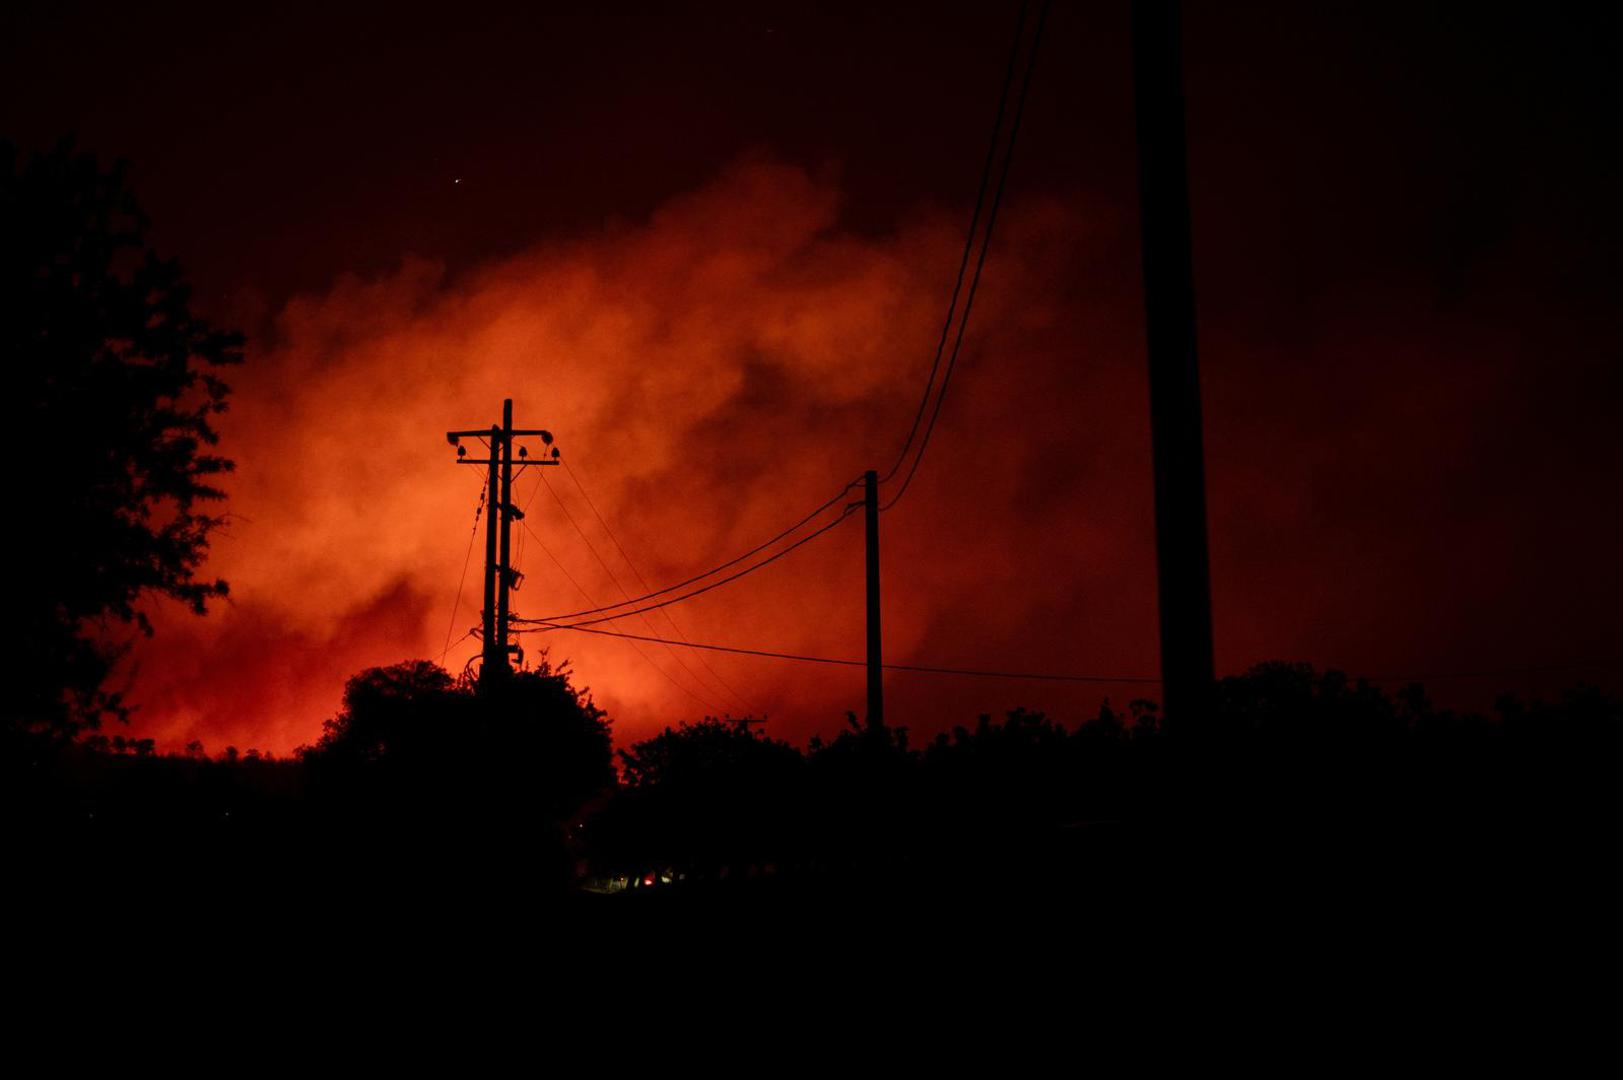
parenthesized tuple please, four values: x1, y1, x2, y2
(5, 2, 1621, 755)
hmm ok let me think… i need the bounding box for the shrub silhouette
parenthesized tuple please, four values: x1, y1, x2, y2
(591, 716, 806, 878)
(306, 659, 611, 815)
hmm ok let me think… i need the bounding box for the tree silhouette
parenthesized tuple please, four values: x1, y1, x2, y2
(297, 657, 615, 894)
(308, 660, 458, 769)
(592, 717, 806, 879)
(303, 658, 614, 827)
(2, 138, 243, 742)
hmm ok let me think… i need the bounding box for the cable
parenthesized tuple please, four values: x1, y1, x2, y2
(516, 505, 861, 630)
(520, 462, 546, 514)
(442, 628, 477, 667)
(561, 458, 759, 714)
(523, 625, 1623, 690)
(524, 476, 863, 623)
(539, 469, 746, 711)
(516, 513, 723, 713)
(883, 0, 1051, 513)
(438, 478, 487, 664)
(528, 621, 1162, 685)
(881, 0, 1029, 485)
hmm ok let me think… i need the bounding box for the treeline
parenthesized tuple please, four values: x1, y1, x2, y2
(5, 660, 1619, 905)
(4, 660, 612, 904)
(585, 664, 1621, 893)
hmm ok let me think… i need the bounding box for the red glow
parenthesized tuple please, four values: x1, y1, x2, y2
(117, 158, 1623, 756)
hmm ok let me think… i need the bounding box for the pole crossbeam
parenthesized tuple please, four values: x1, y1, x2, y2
(455, 459, 558, 467)
(446, 427, 554, 439)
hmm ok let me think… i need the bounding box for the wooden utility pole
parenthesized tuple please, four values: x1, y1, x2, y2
(865, 469, 883, 727)
(1132, 0, 1216, 726)
(446, 398, 561, 688)
(496, 399, 516, 673)
(481, 423, 501, 678)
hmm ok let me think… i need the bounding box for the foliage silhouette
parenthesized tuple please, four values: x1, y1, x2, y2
(7, 655, 1618, 921)
(806, 711, 921, 868)
(303, 658, 614, 825)
(2, 138, 243, 744)
(591, 716, 807, 879)
(303, 656, 610, 799)
(583, 662, 1621, 895)
(295, 657, 614, 895)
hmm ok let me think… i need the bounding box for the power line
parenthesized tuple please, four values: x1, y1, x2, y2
(883, 0, 1051, 513)
(881, 0, 1029, 486)
(538, 468, 747, 711)
(516, 622, 1623, 692)
(520, 460, 546, 514)
(524, 476, 863, 623)
(442, 628, 477, 669)
(516, 512, 723, 713)
(438, 478, 487, 664)
(467, 9, 1047, 649)
(562, 458, 759, 714)
(516, 505, 861, 630)
(528, 621, 1162, 685)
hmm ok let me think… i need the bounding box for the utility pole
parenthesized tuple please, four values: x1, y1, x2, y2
(865, 469, 883, 728)
(496, 399, 515, 676)
(446, 398, 561, 689)
(481, 423, 500, 677)
(1132, 0, 1216, 728)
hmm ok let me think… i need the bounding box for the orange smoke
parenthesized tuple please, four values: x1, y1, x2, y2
(121, 155, 1623, 757)
(122, 158, 1155, 755)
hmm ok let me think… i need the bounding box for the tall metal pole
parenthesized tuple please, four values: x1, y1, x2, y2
(481, 422, 501, 684)
(495, 398, 515, 681)
(1132, 0, 1215, 728)
(865, 469, 884, 728)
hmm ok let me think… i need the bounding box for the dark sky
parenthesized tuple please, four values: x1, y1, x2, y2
(6, 1, 1134, 324)
(5, 2, 1621, 753)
